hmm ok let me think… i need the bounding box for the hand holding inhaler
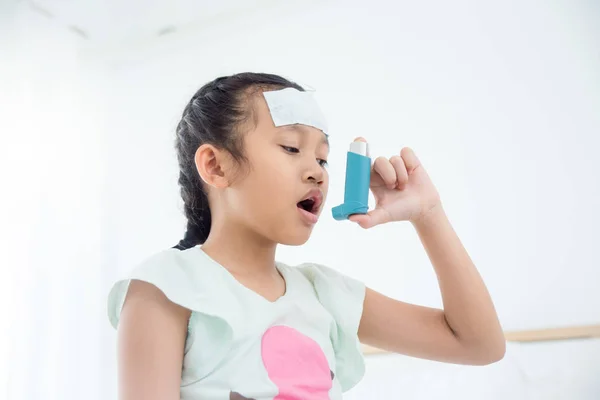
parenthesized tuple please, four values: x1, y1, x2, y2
(333, 138, 442, 229)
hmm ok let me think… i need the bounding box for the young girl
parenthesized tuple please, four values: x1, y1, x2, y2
(107, 73, 505, 400)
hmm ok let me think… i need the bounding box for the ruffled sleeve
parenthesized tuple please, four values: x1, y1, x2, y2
(296, 263, 366, 392)
(107, 248, 237, 383)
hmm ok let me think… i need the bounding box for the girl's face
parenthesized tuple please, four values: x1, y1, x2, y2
(226, 94, 330, 245)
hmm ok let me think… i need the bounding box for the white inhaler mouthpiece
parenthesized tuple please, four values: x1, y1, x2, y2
(349, 141, 369, 157)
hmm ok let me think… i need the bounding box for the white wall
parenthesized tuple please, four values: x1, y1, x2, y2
(3, 0, 600, 398)
(1, 3, 113, 399)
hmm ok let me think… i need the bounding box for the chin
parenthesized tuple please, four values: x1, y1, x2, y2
(280, 237, 310, 246)
(276, 228, 314, 246)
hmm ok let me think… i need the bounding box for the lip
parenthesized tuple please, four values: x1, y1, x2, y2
(298, 207, 319, 224)
(297, 188, 324, 225)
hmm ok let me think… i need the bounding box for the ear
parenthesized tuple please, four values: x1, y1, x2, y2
(194, 144, 233, 189)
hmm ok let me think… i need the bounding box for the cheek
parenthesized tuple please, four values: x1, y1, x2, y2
(251, 155, 293, 190)
(235, 157, 294, 210)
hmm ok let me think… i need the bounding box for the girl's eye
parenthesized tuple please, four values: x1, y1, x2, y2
(281, 146, 300, 154)
(281, 145, 327, 168)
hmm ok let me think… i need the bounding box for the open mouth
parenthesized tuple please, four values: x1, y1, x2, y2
(297, 190, 323, 215)
(297, 198, 317, 213)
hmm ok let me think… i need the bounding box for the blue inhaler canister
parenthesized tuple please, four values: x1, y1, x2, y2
(332, 141, 371, 220)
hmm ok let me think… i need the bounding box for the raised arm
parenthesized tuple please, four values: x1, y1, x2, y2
(358, 206, 505, 365)
(348, 143, 505, 365)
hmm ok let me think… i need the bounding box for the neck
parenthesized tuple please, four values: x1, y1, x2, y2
(200, 218, 278, 277)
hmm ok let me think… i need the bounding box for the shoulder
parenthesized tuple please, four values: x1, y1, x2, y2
(109, 247, 240, 384)
(119, 278, 191, 340)
(128, 246, 203, 284)
(108, 246, 226, 329)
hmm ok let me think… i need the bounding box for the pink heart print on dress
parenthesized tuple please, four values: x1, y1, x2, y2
(229, 325, 335, 399)
(262, 325, 333, 399)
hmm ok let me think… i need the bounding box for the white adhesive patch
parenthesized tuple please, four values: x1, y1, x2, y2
(263, 87, 329, 134)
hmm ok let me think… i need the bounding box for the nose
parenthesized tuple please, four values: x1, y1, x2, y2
(302, 159, 325, 185)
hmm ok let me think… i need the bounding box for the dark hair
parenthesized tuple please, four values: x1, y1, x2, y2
(173, 73, 304, 250)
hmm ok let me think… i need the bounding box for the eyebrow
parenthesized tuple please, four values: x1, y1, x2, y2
(282, 125, 330, 148)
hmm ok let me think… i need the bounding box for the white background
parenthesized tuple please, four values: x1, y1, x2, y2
(1, 0, 599, 398)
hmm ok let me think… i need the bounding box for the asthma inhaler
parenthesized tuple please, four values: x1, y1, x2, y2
(332, 140, 371, 220)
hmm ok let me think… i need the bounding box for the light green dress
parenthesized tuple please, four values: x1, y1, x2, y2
(107, 246, 366, 400)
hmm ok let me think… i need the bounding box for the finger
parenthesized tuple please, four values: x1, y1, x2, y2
(372, 156, 396, 189)
(389, 155, 408, 189)
(401, 147, 421, 174)
(348, 208, 391, 229)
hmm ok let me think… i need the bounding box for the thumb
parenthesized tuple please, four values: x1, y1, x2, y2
(348, 208, 391, 229)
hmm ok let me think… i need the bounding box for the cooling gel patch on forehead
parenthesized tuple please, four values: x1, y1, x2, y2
(263, 88, 329, 135)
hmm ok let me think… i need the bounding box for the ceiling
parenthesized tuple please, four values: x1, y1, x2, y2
(27, 0, 275, 43)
